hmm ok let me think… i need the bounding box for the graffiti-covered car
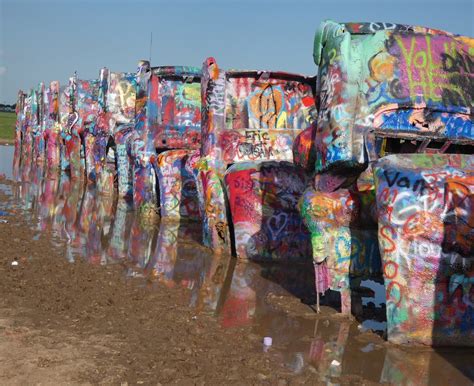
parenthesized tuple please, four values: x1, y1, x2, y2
(132, 64, 202, 218)
(311, 21, 472, 174)
(32, 82, 45, 163)
(76, 78, 101, 182)
(106, 71, 138, 197)
(13, 90, 26, 179)
(43, 81, 61, 173)
(192, 57, 317, 262)
(298, 20, 473, 345)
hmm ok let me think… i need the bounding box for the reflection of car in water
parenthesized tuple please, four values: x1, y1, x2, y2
(8, 158, 472, 382)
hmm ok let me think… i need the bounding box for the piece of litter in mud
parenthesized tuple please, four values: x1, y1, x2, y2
(360, 343, 375, 353)
(289, 352, 305, 374)
(263, 337, 272, 346)
(11, 261, 19, 266)
(0, 210, 9, 216)
(191, 316, 197, 320)
(32, 234, 40, 241)
(0, 219, 7, 224)
(330, 360, 341, 367)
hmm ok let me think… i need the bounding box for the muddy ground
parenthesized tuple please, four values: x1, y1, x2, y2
(0, 177, 370, 385)
(1, 167, 473, 385)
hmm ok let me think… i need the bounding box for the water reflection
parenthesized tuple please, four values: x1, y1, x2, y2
(0, 145, 14, 179)
(2, 145, 473, 385)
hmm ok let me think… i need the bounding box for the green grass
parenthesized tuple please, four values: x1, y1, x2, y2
(0, 111, 16, 140)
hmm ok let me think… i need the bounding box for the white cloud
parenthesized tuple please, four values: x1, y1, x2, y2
(0, 67, 6, 76)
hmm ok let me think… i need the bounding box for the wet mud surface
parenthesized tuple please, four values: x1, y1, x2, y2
(0, 180, 315, 384)
(0, 145, 473, 384)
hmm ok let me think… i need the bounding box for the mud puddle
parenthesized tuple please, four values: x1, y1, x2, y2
(0, 144, 14, 179)
(1, 145, 473, 384)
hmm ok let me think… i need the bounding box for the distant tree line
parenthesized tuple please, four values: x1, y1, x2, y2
(0, 103, 16, 112)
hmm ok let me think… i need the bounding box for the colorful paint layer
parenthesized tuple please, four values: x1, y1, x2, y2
(374, 153, 473, 346)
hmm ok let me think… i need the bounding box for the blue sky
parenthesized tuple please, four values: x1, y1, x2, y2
(1, 0, 472, 103)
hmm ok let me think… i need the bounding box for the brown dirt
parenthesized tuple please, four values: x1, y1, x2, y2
(0, 179, 328, 385)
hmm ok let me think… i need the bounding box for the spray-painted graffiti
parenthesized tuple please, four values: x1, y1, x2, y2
(21, 90, 34, 173)
(218, 129, 299, 163)
(131, 60, 157, 215)
(107, 72, 137, 196)
(32, 83, 45, 163)
(155, 149, 200, 220)
(225, 161, 311, 262)
(61, 76, 82, 179)
(193, 57, 317, 259)
(149, 67, 201, 149)
(13, 20, 474, 351)
(442, 176, 474, 257)
(298, 186, 381, 313)
(76, 78, 100, 183)
(137, 66, 201, 218)
(312, 20, 473, 174)
(374, 154, 473, 346)
(44, 81, 61, 173)
(297, 20, 473, 331)
(371, 34, 473, 140)
(93, 67, 114, 193)
(13, 90, 26, 180)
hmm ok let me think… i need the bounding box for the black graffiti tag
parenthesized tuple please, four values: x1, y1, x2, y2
(383, 169, 433, 195)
